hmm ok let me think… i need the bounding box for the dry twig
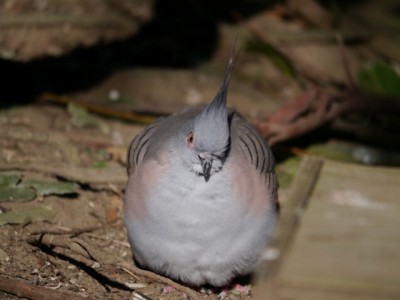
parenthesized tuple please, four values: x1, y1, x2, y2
(29, 224, 104, 236)
(118, 262, 201, 300)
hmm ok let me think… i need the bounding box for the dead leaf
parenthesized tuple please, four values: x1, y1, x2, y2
(25, 181, 79, 197)
(0, 205, 55, 225)
(0, 187, 36, 202)
(0, 172, 21, 187)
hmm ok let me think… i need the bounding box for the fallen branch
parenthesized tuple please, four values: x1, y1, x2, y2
(40, 93, 158, 124)
(255, 87, 400, 145)
(248, 25, 400, 146)
(251, 44, 400, 144)
(0, 274, 89, 300)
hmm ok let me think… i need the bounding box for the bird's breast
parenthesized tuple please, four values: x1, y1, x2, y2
(147, 169, 236, 226)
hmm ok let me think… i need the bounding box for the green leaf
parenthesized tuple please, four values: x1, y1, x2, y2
(0, 187, 36, 202)
(246, 41, 297, 79)
(357, 61, 400, 96)
(0, 205, 55, 225)
(25, 181, 78, 196)
(0, 172, 21, 187)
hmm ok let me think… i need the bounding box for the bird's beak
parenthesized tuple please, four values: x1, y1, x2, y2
(199, 153, 212, 182)
(202, 159, 212, 182)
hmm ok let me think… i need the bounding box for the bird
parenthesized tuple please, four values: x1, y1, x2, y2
(124, 49, 279, 288)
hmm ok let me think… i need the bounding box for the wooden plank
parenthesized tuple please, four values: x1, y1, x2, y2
(255, 159, 400, 299)
(254, 156, 324, 298)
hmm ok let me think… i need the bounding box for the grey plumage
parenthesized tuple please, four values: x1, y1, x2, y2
(124, 50, 278, 287)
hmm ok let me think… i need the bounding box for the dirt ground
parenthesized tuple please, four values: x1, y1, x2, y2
(0, 104, 255, 300)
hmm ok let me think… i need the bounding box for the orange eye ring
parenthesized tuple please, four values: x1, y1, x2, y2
(187, 132, 194, 145)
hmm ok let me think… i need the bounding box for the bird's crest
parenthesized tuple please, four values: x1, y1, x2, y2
(193, 41, 240, 155)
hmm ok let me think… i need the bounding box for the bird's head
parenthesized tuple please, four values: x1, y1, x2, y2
(180, 55, 236, 181)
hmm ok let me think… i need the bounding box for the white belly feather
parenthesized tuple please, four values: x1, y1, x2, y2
(125, 165, 275, 286)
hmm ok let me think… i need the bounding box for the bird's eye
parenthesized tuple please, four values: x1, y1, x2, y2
(187, 132, 194, 145)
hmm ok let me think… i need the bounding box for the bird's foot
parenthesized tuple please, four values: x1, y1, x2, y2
(217, 283, 251, 299)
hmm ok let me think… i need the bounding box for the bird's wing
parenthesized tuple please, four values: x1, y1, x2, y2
(126, 121, 160, 175)
(232, 112, 279, 208)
